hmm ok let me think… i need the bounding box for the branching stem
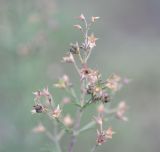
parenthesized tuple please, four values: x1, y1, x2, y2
(67, 109, 83, 152)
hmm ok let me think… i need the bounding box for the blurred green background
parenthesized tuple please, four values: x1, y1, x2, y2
(0, 0, 160, 152)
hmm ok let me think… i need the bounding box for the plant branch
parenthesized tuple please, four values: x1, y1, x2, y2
(53, 121, 62, 152)
(91, 144, 98, 152)
(67, 109, 83, 152)
(45, 130, 62, 152)
(85, 48, 92, 63)
(73, 60, 80, 75)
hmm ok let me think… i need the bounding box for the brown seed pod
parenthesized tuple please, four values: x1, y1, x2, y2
(33, 104, 43, 113)
(101, 93, 110, 103)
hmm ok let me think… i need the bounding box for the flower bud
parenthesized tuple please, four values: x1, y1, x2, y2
(79, 14, 85, 20)
(63, 114, 73, 127)
(62, 53, 74, 63)
(91, 16, 100, 22)
(52, 105, 62, 118)
(97, 104, 105, 113)
(32, 123, 46, 133)
(74, 25, 82, 30)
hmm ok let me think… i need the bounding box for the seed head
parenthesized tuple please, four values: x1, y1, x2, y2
(32, 104, 44, 113)
(70, 42, 80, 54)
(101, 92, 110, 103)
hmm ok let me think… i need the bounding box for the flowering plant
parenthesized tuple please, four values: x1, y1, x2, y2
(32, 14, 129, 152)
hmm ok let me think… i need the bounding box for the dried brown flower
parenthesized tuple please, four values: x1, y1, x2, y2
(32, 104, 44, 113)
(101, 92, 110, 103)
(70, 42, 80, 54)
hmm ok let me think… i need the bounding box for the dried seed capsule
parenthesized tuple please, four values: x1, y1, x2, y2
(101, 92, 110, 103)
(86, 85, 93, 94)
(33, 104, 43, 113)
(70, 43, 79, 54)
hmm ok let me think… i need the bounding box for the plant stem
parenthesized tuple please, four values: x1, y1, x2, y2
(67, 17, 91, 152)
(53, 121, 62, 152)
(45, 131, 61, 152)
(55, 137, 62, 152)
(57, 130, 65, 141)
(78, 52, 84, 64)
(75, 121, 95, 135)
(73, 60, 80, 75)
(67, 109, 83, 152)
(85, 48, 92, 63)
(91, 145, 98, 152)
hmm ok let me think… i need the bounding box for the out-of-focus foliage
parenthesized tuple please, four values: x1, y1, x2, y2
(0, 0, 160, 152)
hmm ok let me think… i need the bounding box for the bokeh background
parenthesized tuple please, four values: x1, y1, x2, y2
(1, 0, 160, 152)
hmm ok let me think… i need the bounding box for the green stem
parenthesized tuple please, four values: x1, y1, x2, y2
(67, 109, 83, 152)
(65, 87, 80, 105)
(45, 131, 61, 152)
(91, 145, 98, 152)
(75, 121, 95, 135)
(53, 121, 62, 152)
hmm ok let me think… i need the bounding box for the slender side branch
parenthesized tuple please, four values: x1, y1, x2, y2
(45, 130, 62, 152)
(73, 60, 80, 75)
(91, 145, 98, 152)
(53, 121, 62, 152)
(85, 48, 92, 63)
(67, 109, 83, 152)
